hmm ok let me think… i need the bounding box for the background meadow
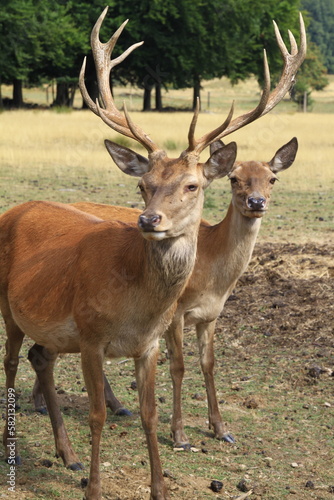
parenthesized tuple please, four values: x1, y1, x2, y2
(1, 76, 334, 243)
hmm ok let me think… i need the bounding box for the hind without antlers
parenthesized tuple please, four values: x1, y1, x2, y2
(1, 8, 305, 500)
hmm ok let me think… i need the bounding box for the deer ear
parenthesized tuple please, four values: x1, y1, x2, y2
(204, 141, 237, 183)
(268, 137, 298, 173)
(104, 139, 150, 177)
(209, 139, 226, 155)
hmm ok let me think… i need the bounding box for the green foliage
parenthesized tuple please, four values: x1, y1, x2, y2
(0, 0, 328, 110)
(0, 0, 40, 82)
(301, 0, 334, 73)
(105, 0, 303, 109)
(0, 0, 88, 88)
(292, 41, 329, 109)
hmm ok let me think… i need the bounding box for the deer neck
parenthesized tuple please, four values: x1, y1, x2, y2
(202, 202, 262, 284)
(223, 201, 262, 254)
(144, 229, 198, 300)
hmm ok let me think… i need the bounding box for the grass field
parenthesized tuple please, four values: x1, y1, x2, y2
(0, 79, 333, 499)
(0, 96, 333, 242)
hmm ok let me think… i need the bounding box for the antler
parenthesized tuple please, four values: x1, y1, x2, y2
(79, 7, 160, 154)
(80, 9, 306, 159)
(187, 13, 307, 154)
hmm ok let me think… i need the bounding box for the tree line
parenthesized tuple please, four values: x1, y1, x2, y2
(0, 0, 331, 110)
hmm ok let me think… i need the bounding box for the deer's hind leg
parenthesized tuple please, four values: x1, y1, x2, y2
(32, 370, 132, 416)
(28, 343, 84, 470)
(2, 311, 25, 465)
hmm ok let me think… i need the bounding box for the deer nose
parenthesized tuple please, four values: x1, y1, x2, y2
(248, 196, 266, 210)
(138, 214, 162, 231)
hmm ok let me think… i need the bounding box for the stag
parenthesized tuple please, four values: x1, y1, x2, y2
(1, 8, 238, 500)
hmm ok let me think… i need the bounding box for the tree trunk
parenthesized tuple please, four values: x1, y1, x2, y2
(192, 76, 201, 111)
(69, 84, 77, 108)
(53, 82, 70, 107)
(81, 53, 99, 109)
(155, 83, 162, 111)
(143, 86, 152, 111)
(13, 79, 24, 108)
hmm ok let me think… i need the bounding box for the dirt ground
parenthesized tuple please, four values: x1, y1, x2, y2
(218, 241, 334, 348)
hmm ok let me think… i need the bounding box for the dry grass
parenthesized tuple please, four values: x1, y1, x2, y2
(2, 73, 334, 113)
(2, 75, 334, 194)
(1, 108, 334, 192)
(1, 84, 333, 245)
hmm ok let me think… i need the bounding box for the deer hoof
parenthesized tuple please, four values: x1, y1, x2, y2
(114, 407, 132, 417)
(35, 406, 48, 415)
(221, 433, 235, 444)
(173, 443, 192, 451)
(67, 462, 85, 471)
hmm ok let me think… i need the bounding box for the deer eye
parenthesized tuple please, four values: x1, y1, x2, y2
(137, 183, 145, 192)
(185, 184, 198, 192)
(230, 177, 238, 184)
(270, 177, 277, 185)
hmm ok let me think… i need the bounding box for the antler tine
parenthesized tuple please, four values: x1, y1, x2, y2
(187, 98, 200, 151)
(79, 56, 97, 115)
(187, 14, 306, 151)
(80, 58, 139, 139)
(288, 30, 298, 56)
(90, 11, 141, 113)
(249, 12, 307, 117)
(187, 47, 270, 155)
(190, 102, 235, 154)
(79, 7, 160, 153)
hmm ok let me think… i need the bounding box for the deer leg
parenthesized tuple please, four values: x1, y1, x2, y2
(103, 372, 132, 417)
(32, 376, 48, 414)
(32, 370, 131, 417)
(27, 343, 84, 470)
(164, 317, 190, 449)
(80, 344, 106, 500)
(2, 316, 24, 465)
(135, 344, 169, 500)
(196, 320, 235, 443)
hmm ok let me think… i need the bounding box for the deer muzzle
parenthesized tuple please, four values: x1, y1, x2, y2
(138, 213, 169, 240)
(247, 196, 267, 211)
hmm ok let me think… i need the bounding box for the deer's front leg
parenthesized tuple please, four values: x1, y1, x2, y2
(164, 317, 190, 449)
(80, 344, 106, 500)
(135, 344, 169, 500)
(196, 320, 235, 443)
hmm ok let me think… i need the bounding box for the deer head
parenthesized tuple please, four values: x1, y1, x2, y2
(211, 138, 298, 218)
